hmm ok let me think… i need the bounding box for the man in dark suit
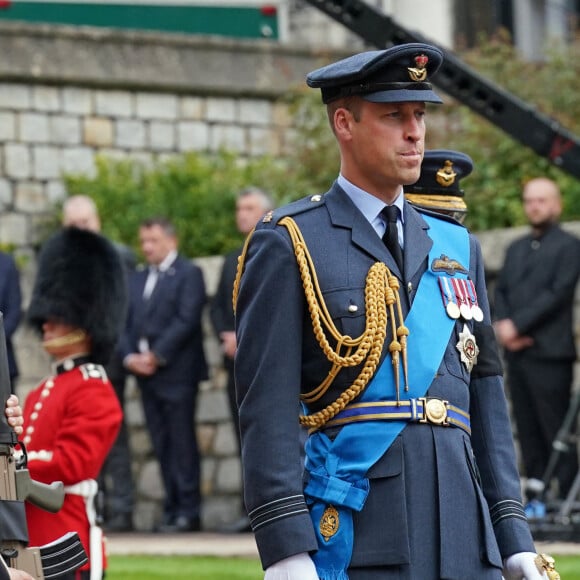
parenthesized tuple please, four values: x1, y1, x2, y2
(234, 44, 546, 579)
(62, 194, 137, 533)
(210, 187, 273, 533)
(495, 177, 580, 506)
(0, 252, 22, 391)
(121, 217, 207, 533)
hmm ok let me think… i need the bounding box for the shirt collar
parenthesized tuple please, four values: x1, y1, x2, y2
(338, 174, 405, 236)
(156, 249, 177, 272)
(52, 354, 91, 375)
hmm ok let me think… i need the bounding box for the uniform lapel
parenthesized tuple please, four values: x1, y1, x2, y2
(325, 184, 397, 268)
(403, 203, 433, 283)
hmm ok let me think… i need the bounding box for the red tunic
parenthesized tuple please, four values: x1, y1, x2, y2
(22, 361, 122, 572)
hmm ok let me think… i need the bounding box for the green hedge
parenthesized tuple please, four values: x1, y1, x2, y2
(64, 151, 302, 259)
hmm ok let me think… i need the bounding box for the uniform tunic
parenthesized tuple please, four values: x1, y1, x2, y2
(22, 359, 122, 573)
(235, 185, 536, 579)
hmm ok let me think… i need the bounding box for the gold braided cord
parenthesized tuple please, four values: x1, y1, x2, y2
(278, 217, 408, 430)
(405, 193, 467, 211)
(232, 227, 256, 314)
(231, 216, 409, 431)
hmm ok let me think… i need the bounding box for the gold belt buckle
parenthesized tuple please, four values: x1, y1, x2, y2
(419, 397, 449, 426)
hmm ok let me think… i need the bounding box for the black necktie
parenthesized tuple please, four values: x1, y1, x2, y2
(381, 205, 403, 273)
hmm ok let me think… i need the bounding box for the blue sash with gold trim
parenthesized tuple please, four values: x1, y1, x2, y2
(303, 216, 469, 580)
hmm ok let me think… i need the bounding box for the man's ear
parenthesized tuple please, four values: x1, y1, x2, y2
(333, 107, 354, 141)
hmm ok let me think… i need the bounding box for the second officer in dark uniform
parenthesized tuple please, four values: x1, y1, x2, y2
(234, 44, 550, 580)
(404, 149, 473, 223)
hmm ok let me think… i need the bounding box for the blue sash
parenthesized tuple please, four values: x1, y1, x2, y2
(303, 216, 469, 580)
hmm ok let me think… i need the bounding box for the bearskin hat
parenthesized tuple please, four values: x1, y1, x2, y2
(28, 227, 128, 365)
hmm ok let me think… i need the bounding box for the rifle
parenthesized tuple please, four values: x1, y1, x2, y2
(0, 313, 88, 579)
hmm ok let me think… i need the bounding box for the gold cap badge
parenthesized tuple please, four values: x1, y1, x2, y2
(435, 160, 457, 188)
(408, 54, 429, 82)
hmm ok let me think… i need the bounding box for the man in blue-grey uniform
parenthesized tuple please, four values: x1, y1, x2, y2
(234, 44, 552, 580)
(404, 149, 473, 224)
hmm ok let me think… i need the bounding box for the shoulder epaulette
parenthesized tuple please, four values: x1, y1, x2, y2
(259, 194, 326, 229)
(79, 363, 108, 382)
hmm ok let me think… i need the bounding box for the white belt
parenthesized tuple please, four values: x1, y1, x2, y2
(64, 479, 102, 580)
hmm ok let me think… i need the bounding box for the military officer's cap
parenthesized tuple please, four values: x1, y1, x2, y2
(404, 150, 473, 222)
(306, 43, 444, 104)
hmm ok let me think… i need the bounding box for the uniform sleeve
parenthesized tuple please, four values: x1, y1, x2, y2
(235, 227, 318, 569)
(27, 381, 122, 485)
(0, 255, 22, 338)
(0, 563, 9, 580)
(210, 252, 237, 336)
(468, 236, 535, 557)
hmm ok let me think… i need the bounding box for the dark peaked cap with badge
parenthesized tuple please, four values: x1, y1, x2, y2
(404, 150, 473, 219)
(306, 42, 444, 104)
(28, 227, 128, 365)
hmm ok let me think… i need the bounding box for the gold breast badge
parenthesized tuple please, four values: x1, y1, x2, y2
(456, 325, 479, 372)
(319, 505, 339, 542)
(535, 553, 560, 580)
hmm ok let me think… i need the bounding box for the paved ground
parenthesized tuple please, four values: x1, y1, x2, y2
(106, 532, 259, 558)
(106, 532, 580, 558)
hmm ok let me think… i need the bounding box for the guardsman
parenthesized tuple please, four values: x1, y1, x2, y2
(404, 149, 472, 223)
(234, 43, 555, 580)
(23, 227, 125, 580)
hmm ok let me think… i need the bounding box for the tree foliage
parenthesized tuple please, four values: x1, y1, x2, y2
(432, 32, 580, 230)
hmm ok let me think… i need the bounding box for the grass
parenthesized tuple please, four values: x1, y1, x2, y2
(107, 555, 263, 579)
(106, 554, 580, 579)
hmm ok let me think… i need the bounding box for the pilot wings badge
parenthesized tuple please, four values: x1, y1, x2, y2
(456, 325, 479, 372)
(431, 254, 468, 276)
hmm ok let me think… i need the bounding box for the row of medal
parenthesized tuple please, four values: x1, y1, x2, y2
(438, 276, 484, 322)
